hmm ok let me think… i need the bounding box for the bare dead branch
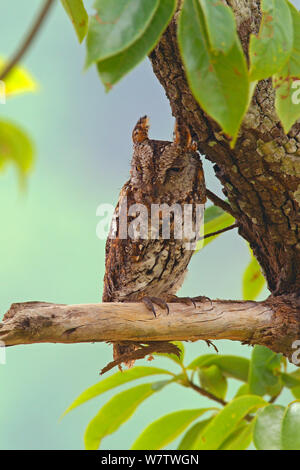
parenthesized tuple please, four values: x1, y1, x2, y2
(1, 296, 299, 363)
(100, 342, 181, 375)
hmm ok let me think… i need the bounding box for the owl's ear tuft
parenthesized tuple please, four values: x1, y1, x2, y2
(173, 120, 192, 149)
(132, 116, 150, 144)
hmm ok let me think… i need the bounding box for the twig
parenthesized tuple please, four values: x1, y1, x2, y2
(186, 379, 256, 422)
(269, 392, 282, 404)
(189, 380, 254, 422)
(100, 342, 181, 375)
(206, 188, 236, 218)
(0, 0, 55, 81)
(188, 380, 227, 406)
(201, 223, 239, 240)
(190, 380, 256, 422)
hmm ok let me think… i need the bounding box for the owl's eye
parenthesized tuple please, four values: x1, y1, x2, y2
(169, 167, 182, 173)
(136, 165, 142, 172)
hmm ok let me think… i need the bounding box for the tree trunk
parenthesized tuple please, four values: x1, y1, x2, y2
(149, 0, 300, 297)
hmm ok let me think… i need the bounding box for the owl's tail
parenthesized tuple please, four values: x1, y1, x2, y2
(113, 343, 138, 370)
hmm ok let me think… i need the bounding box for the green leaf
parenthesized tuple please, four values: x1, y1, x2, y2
(292, 385, 300, 399)
(253, 404, 285, 450)
(63, 366, 173, 417)
(243, 248, 265, 300)
(84, 382, 168, 449)
(274, 2, 300, 133)
(204, 204, 227, 223)
(280, 372, 300, 389)
(150, 379, 173, 391)
(61, 0, 89, 43)
(86, 0, 159, 66)
(196, 210, 235, 251)
(97, 0, 176, 90)
(254, 401, 300, 450)
(199, 365, 227, 400)
(283, 369, 300, 398)
(248, 346, 282, 397)
(177, 418, 213, 450)
(219, 420, 255, 450)
(193, 395, 266, 450)
(290, 368, 300, 379)
(281, 401, 300, 450)
(187, 354, 250, 382)
(131, 408, 215, 450)
(0, 58, 37, 97)
(199, 0, 236, 54)
(249, 0, 293, 81)
(0, 120, 34, 179)
(235, 383, 250, 398)
(187, 354, 215, 368)
(178, 0, 249, 145)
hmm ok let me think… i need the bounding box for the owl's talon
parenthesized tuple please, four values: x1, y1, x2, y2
(142, 296, 169, 317)
(166, 295, 213, 311)
(167, 295, 196, 308)
(192, 296, 213, 309)
(142, 297, 157, 317)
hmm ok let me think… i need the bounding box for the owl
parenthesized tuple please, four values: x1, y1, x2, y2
(103, 116, 206, 368)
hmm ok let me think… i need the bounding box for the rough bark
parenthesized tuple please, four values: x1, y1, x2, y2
(0, 296, 299, 361)
(149, 0, 300, 297)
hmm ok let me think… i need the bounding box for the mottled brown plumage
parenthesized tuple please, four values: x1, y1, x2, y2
(103, 116, 206, 367)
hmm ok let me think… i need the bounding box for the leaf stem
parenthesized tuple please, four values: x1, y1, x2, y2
(0, 0, 55, 81)
(268, 391, 282, 404)
(187, 380, 227, 407)
(186, 378, 253, 422)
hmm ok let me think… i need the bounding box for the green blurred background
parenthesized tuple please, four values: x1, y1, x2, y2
(0, 0, 299, 450)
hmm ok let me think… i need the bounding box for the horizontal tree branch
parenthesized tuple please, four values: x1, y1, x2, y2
(1, 296, 299, 363)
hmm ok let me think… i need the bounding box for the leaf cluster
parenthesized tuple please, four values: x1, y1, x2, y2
(63, 0, 300, 145)
(63, 344, 300, 450)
